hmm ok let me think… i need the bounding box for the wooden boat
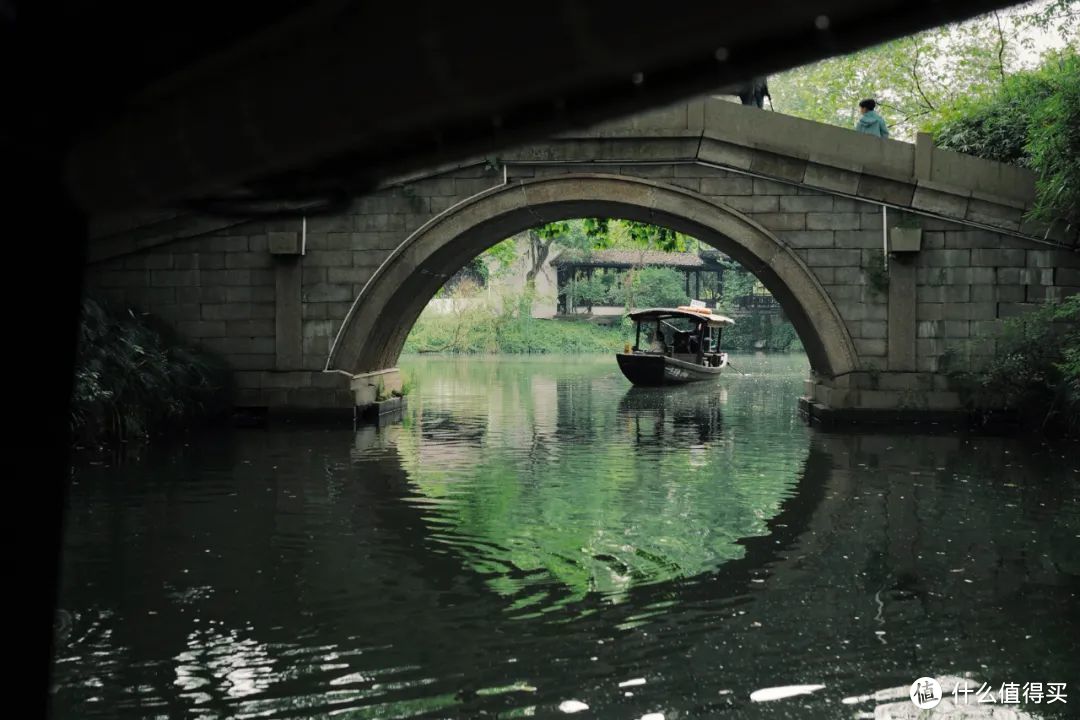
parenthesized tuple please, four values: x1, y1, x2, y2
(616, 306, 735, 386)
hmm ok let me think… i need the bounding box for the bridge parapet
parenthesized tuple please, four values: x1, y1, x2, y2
(546, 98, 1068, 246)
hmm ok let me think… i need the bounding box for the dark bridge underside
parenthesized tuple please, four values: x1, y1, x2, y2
(7, 0, 1027, 217)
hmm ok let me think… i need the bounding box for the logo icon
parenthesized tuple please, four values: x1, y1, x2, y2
(911, 677, 943, 709)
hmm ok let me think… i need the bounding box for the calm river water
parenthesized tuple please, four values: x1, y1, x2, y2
(51, 354, 1079, 719)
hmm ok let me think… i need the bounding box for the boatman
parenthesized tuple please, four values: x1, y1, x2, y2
(647, 327, 666, 353)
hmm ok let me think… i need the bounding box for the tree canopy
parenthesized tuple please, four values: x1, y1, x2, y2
(768, 0, 1079, 229)
(768, 0, 1079, 141)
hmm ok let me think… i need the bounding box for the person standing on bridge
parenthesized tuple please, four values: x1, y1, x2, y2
(855, 98, 889, 138)
(737, 76, 771, 108)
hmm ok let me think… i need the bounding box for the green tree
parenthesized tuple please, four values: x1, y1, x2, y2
(1026, 49, 1080, 226)
(620, 267, 690, 309)
(927, 46, 1080, 228)
(768, 0, 1079, 140)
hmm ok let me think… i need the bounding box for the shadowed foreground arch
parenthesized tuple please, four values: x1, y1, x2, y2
(327, 173, 858, 381)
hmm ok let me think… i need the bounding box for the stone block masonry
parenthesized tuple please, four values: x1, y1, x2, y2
(81, 100, 1078, 419)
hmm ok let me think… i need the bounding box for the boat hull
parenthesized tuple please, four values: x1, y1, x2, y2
(615, 353, 723, 386)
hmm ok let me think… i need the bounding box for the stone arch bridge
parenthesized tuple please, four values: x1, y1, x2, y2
(84, 99, 1079, 423)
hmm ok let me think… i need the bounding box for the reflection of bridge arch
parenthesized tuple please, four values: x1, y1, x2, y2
(326, 173, 859, 380)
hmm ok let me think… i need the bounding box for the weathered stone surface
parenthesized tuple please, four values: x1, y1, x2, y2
(177, 320, 227, 338)
(753, 178, 797, 195)
(225, 252, 272, 269)
(750, 151, 807, 182)
(911, 184, 970, 217)
(755, 213, 806, 231)
(944, 230, 1001, 249)
(203, 337, 275, 355)
(268, 231, 302, 255)
(226, 319, 275, 336)
(807, 213, 859, 230)
(327, 267, 372, 284)
(303, 283, 354, 303)
(802, 164, 860, 195)
(225, 286, 276, 303)
(303, 251, 352, 268)
(808, 249, 862, 266)
(971, 248, 1025, 267)
(966, 198, 1022, 229)
(783, 231, 835, 249)
(124, 253, 174, 270)
(722, 195, 779, 213)
(779, 195, 834, 213)
(835, 230, 883, 249)
(920, 249, 971, 267)
(857, 175, 914, 205)
(1019, 268, 1055, 285)
(855, 321, 887, 339)
(921, 231, 945, 249)
(854, 338, 887, 356)
(202, 303, 252, 321)
(920, 284, 972, 304)
(997, 302, 1040, 318)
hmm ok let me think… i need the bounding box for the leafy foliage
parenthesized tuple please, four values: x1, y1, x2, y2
(563, 271, 621, 309)
(404, 301, 627, 355)
(1026, 49, 1080, 226)
(71, 297, 231, 449)
(622, 266, 691, 309)
(925, 70, 1055, 164)
(536, 218, 691, 252)
(928, 46, 1080, 227)
(948, 294, 1080, 434)
(769, 1, 1079, 141)
(722, 315, 805, 353)
(716, 258, 759, 310)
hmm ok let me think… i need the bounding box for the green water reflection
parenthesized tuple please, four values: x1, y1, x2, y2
(49, 353, 1080, 720)
(396, 354, 810, 601)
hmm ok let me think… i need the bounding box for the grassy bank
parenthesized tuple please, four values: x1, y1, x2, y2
(404, 307, 627, 355)
(71, 297, 231, 451)
(404, 303, 804, 355)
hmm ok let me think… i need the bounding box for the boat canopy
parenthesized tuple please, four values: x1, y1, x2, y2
(628, 307, 735, 326)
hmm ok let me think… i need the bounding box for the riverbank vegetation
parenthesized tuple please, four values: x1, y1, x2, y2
(71, 297, 231, 452)
(404, 285, 628, 355)
(408, 218, 805, 355)
(948, 295, 1080, 436)
(405, 279, 804, 355)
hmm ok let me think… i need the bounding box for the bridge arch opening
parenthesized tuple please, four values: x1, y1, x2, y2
(327, 173, 858, 380)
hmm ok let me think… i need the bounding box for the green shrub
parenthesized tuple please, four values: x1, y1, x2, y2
(622, 266, 690, 309)
(927, 47, 1080, 227)
(949, 294, 1080, 435)
(71, 297, 231, 449)
(1026, 50, 1080, 227)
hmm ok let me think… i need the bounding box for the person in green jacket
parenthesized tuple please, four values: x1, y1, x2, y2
(855, 98, 889, 138)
